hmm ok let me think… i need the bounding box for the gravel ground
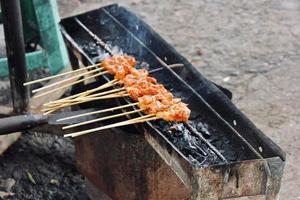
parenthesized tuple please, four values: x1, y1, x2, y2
(0, 0, 299, 199)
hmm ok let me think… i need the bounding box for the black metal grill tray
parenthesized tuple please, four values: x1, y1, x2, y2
(60, 4, 285, 167)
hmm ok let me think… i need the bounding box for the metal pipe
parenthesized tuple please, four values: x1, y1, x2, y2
(75, 17, 113, 55)
(1, 0, 29, 113)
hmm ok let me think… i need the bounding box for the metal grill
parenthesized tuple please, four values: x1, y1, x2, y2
(60, 4, 285, 200)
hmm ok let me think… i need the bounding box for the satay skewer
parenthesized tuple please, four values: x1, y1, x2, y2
(42, 92, 130, 115)
(62, 108, 144, 129)
(43, 79, 119, 106)
(57, 102, 139, 122)
(33, 70, 109, 99)
(64, 114, 158, 138)
(23, 63, 101, 86)
(43, 89, 126, 112)
(45, 87, 125, 107)
(32, 67, 104, 93)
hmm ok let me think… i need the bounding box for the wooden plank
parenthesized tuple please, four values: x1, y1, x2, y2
(0, 132, 21, 155)
(0, 104, 20, 154)
(0, 106, 20, 155)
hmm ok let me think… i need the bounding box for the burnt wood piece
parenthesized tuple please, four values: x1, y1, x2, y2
(1, 0, 29, 113)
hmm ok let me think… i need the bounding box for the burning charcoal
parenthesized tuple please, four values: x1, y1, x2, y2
(226, 151, 238, 161)
(188, 155, 200, 166)
(170, 123, 185, 137)
(169, 125, 177, 131)
(196, 122, 211, 137)
(139, 62, 150, 70)
(172, 139, 187, 150)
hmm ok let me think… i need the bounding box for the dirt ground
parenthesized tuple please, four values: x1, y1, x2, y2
(0, 0, 299, 199)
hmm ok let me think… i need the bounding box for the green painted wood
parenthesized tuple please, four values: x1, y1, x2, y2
(0, 50, 48, 77)
(0, 0, 69, 77)
(20, 0, 39, 44)
(32, 0, 69, 75)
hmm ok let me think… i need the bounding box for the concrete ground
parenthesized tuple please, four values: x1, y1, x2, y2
(0, 0, 299, 199)
(59, 0, 300, 198)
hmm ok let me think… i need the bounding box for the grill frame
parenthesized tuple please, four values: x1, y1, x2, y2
(59, 4, 285, 199)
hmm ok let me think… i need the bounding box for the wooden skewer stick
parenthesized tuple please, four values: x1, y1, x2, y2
(67, 116, 159, 138)
(57, 103, 139, 122)
(42, 91, 128, 113)
(42, 92, 130, 114)
(45, 87, 125, 107)
(63, 91, 129, 106)
(62, 108, 144, 129)
(44, 63, 183, 105)
(42, 92, 128, 114)
(43, 79, 119, 106)
(23, 64, 101, 86)
(64, 114, 158, 138)
(32, 67, 104, 93)
(33, 70, 109, 99)
(76, 87, 125, 100)
(43, 90, 128, 112)
(72, 91, 128, 102)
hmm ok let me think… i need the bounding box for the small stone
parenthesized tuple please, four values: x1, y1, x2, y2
(12, 168, 23, 180)
(131, 0, 141, 5)
(223, 76, 231, 82)
(50, 179, 60, 186)
(0, 191, 14, 199)
(169, 125, 178, 131)
(196, 49, 203, 56)
(0, 178, 16, 192)
(233, 120, 237, 126)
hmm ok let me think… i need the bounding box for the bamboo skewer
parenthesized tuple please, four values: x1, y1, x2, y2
(78, 87, 126, 100)
(65, 91, 129, 104)
(57, 102, 139, 121)
(76, 87, 125, 100)
(64, 114, 158, 138)
(42, 92, 130, 115)
(43, 91, 128, 112)
(43, 91, 127, 113)
(34, 62, 184, 107)
(33, 70, 109, 99)
(32, 67, 104, 93)
(45, 87, 125, 107)
(23, 64, 101, 86)
(42, 94, 129, 114)
(43, 79, 119, 106)
(62, 108, 144, 129)
(42, 92, 127, 114)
